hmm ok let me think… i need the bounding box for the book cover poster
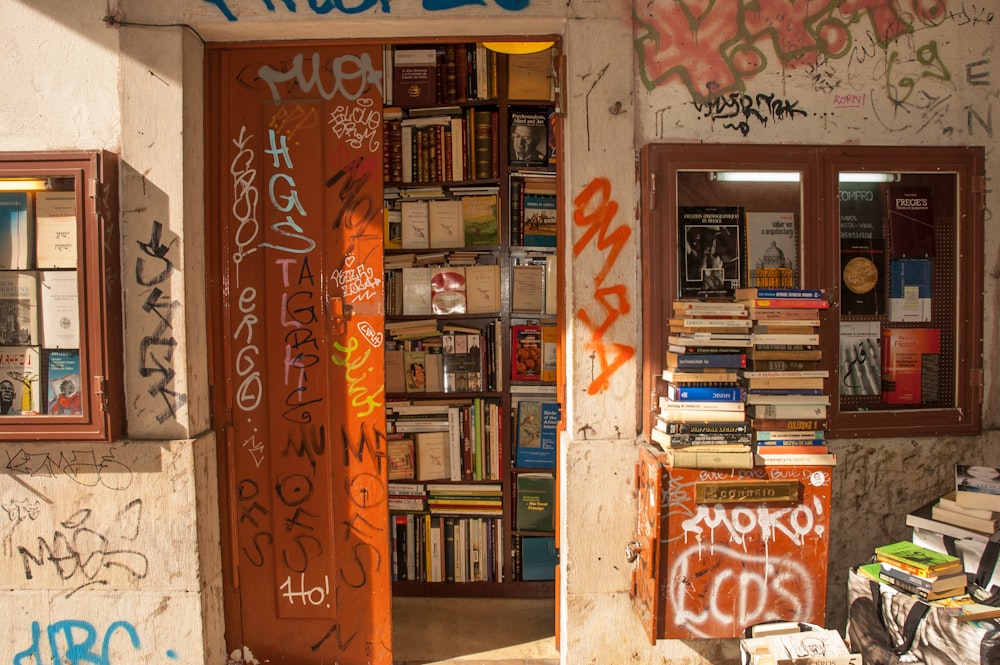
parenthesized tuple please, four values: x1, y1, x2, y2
(46, 348, 81, 415)
(881, 327, 940, 405)
(508, 110, 549, 167)
(678, 206, 745, 299)
(0, 271, 39, 345)
(839, 182, 883, 242)
(0, 192, 31, 270)
(839, 320, 880, 396)
(889, 258, 932, 322)
(744, 212, 797, 288)
(840, 238, 885, 316)
(888, 185, 935, 258)
(0, 346, 40, 415)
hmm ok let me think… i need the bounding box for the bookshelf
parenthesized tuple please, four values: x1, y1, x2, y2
(383, 41, 559, 598)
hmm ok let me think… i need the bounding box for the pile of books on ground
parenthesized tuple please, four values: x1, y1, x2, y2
(859, 540, 967, 601)
(740, 621, 860, 664)
(734, 287, 835, 467)
(652, 300, 753, 469)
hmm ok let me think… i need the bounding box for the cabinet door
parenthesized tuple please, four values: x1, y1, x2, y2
(207, 43, 390, 665)
(629, 444, 669, 644)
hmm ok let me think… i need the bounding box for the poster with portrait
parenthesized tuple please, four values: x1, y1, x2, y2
(508, 109, 549, 167)
(677, 206, 746, 299)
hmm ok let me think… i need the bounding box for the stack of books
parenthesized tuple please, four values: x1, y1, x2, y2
(740, 623, 859, 664)
(653, 300, 752, 468)
(860, 540, 967, 601)
(906, 465, 1000, 557)
(733, 288, 835, 467)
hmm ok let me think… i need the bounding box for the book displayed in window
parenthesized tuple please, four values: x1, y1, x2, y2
(744, 211, 797, 288)
(35, 191, 77, 269)
(45, 348, 81, 415)
(839, 320, 880, 397)
(881, 327, 940, 405)
(0, 192, 31, 270)
(678, 206, 745, 299)
(39, 270, 79, 348)
(393, 48, 437, 107)
(840, 238, 885, 316)
(889, 258, 931, 322)
(508, 109, 549, 167)
(888, 185, 936, 258)
(0, 345, 40, 415)
(0, 271, 38, 345)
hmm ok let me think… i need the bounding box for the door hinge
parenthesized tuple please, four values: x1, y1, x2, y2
(93, 375, 109, 413)
(648, 172, 656, 210)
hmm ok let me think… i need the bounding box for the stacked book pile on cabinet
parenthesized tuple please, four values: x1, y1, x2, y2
(734, 287, 835, 467)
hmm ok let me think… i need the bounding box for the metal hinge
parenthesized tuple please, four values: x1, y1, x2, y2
(973, 175, 987, 211)
(648, 172, 656, 210)
(93, 375, 109, 413)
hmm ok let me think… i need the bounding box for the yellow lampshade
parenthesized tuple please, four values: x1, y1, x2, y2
(482, 41, 555, 55)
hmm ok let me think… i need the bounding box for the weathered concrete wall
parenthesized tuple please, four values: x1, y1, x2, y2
(1, 1, 997, 664)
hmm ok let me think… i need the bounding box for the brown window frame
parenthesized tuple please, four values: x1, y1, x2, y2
(0, 151, 124, 442)
(641, 143, 984, 440)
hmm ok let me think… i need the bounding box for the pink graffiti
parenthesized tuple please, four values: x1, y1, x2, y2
(635, 0, 948, 102)
(572, 177, 635, 395)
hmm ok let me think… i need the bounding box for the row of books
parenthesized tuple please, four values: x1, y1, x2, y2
(383, 107, 498, 184)
(389, 511, 503, 584)
(386, 194, 499, 250)
(0, 346, 81, 416)
(386, 324, 499, 394)
(0, 191, 77, 270)
(385, 43, 498, 109)
(740, 623, 859, 665)
(509, 170, 557, 247)
(385, 264, 500, 317)
(0, 270, 79, 348)
(386, 399, 502, 482)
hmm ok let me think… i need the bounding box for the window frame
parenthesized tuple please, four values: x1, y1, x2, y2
(0, 151, 124, 442)
(640, 143, 984, 440)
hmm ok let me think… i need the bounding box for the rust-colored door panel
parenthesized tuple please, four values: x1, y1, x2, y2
(207, 42, 389, 664)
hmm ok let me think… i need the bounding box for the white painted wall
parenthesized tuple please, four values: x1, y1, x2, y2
(1, 1, 998, 664)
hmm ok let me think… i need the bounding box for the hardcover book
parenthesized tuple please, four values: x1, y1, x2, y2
(400, 200, 430, 249)
(840, 238, 885, 315)
(461, 194, 499, 246)
(403, 350, 427, 393)
(515, 472, 555, 531)
(427, 199, 464, 248)
(880, 327, 940, 405)
(35, 191, 77, 268)
(889, 258, 931, 322)
(839, 320, 880, 396)
(387, 434, 416, 481)
(514, 400, 559, 469)
(743, 212, 797, 288)
(393, 48, 437, 107)
(0, 192, 31, 270)
(429, 267, 467, 315)
(45, 348, 81, 415)
(540, 324, 557, 383)
(0, 271, 39, 346)
(463, 264, 499, 314)
(511, 264, 545, 312)
(415, 430, 451, 481)
(678, 206, 746, 300)
(400, 266, 432, 315)
(522, 194, 557, 247)
(0, 346, 40, 415)
(39, 270, 79, 348)
(888, 185, 936, 258)
(511, 324, 542, 381)
(520, 536, 557, 581)
(508, 109, 549, 167)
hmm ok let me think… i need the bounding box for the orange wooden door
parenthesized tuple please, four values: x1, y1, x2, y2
(206, 42, 390, 664)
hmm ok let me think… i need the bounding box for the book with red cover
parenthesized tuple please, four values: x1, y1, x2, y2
(887, 185, 936, 258)
(881, 327, 941, 405)
(511, 324, 542, 381)
(393, 48, 437, 107)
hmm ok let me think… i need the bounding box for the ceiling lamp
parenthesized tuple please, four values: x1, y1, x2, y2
(482, 41, 555, 55)
(0, 178, 49, 192)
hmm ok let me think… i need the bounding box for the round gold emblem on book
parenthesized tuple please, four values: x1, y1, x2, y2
(843, 256, 878, 294)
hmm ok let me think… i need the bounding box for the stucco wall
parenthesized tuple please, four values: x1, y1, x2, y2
(0, 1, 998, 664)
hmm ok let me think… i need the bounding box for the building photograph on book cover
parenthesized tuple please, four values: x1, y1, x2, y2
(508, 110, 549, 167)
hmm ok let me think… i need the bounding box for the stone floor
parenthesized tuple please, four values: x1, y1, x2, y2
(392, 597, 558, 665)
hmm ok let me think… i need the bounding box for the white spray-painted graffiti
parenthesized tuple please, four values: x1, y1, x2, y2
(329, 97, 381, 151)
(258, 52, 383, 103)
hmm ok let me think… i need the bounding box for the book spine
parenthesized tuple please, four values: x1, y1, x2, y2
(877, 572, 933, 597)
(873, 553, 936, 577)
(666, 352, 747, 368)
(666, 385, 744, 402)
(661, 422, 750, 434)
(744, 289, 824, 299)
(473, 109, 494, 179)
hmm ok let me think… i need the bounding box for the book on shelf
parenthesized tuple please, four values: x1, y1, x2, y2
(674, 300, 748, 313)
(471, 108, 496, 180)
(755, 430, 825, 441)
(403, 350, 428, 393)
(0, 346, 40, 415)
(658, 396, 745, 412)
(415, 430, 451, 481)
(889, 258, 932, 323)
(661, 447, 754, 469)
(463, 264, 499, 314)
(743, 298, 830, 311)
(515, 472, 555, 532)
(669, 317, 753, 329)
(874, 540, 963, 578)
(424, 349, 444, 393)
(747, 403, 827, 419)
(880, 327, 940, 405)
(400, 200, 430, 249)
(522, 193, 557, 247)
(656, 408, 747, 424)
(427, 199, 464, 248)
(461, 194, 499, 246)
(429, 267, 467, 315)
(665, 384, 743, 402)
(384, 208, 403, 249)
(746, 359, 822, 372)
(745, 393, 829, 405)
(45, 348, 81, 415)
(39, 270, 80, 348)
(665, 352, 746, 369)
(508, 109, 549, 167)
(514, 400, 559, 469)
(755, 444, 828, 455)
(955, 465, 1000, 512)
(520, 536, 557, 581)
(400, 266, 432, 315)
(840, 238, 886, 316)
(740, 370, 829, 379)
(931, 503, 1000, 535)
(506, 48, 554, 101)
(387, 433, 417, 481)
(887, 185, 936, 258)
(0, 271, 39, 346)
(540, 324, 557, 383)
(754, 452, 837, 466)
(511, 324, 542, 381)
(511, 263, 545, 312)
(937, 490, 999, 521)
(442, 332, 482, 392)
(745, 307, 821, 321)
(678, 205, 746, 300)
(35, 191, 77, 269)
(650, 429, 750, 450)
(743, 212, 797, 289)
(746, 348, 822, 361)
(839, 320, 880, 397)
(737, 287, 822, 301)
(751, 332, 820, 346)
(655, 420, 749, 435)
(751, 418, 828, 431)
(393, 48, 438, 107)
(0, 192, 31, 270)
(661, 369, 740, 384)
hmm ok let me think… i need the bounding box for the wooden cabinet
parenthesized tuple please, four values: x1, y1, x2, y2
(383, 41, 560, 598)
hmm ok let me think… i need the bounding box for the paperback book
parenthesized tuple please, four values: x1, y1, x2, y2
(743, 212, 797, 288)
(0, 271, 39, 346)
(839, 320, 880, 396)
(678, 206, 746, 300)
(889, 258, 931, 322)
(514, 400, 559, 468)
(45, 348, 81, 415)
(840, 238, 886, 316)
(0, 192, 31, 270)
(887, 185, 936, 258)
(0, 346, 40, 415)
(880, 327, 940, 405)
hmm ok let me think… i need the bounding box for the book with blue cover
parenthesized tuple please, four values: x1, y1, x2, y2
(515, 400, 559, 468)
(0, 193, 31, 270)
(521, 536, 557, 581)
(665, 384, 743, 402)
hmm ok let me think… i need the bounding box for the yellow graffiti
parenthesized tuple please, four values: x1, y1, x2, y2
(331, 336, 384, 417)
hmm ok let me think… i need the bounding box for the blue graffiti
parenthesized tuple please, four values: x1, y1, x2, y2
(204, 0, 527, 21)
(13, 620, 144, 665)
